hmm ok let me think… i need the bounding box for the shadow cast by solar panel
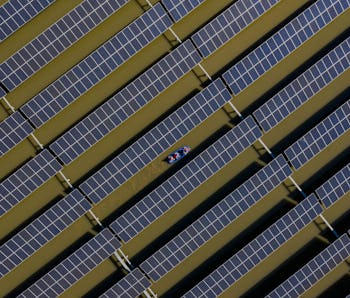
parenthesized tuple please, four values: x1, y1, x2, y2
(130, 161, 261, 265)
(324, 209, 350, 240)
(82, 267, 126, 298)
(0, 193, 63, 244)
(270, 87, 350, 154)
(5, 232, 93, 298)
(208, 0, 316, 82)
(100, 123, 234, 226)
(319, 273, 350, 298)
(242, 236, 329, 298)
(300, 147, 350, 195)
(72, 87, 200, 187)
(161, 199, 295, 297)
(243, 29, 350, 117)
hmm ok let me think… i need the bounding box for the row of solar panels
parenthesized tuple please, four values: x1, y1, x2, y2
(2, 156, 348, 296)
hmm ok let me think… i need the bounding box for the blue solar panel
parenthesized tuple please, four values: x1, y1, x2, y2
(0, 149, 62, 217)
(79, 78, 231, 204)
(140, 155, 292, 281)
(161, 0, 205, 22)
(0, 111, 34, 157)
(253, 37, 350, 133)
(191, 0, 280, 57)
(284, 100, 350, 170)
(19, 3, 173, 128)
(0, 189, 91, 278)
(110, 116, 262, 243)
(183, 194, 323, 298)
(0, 0, 55, 42)
(18, 228, 121, 298)
(222, 0, 349, 95)
(316, 162, 350, 208)
(266, 233, 350, 298)
(0, 86, 6, 98)
(0, 0, 130, 91)
(99, 268, 151, 298)
(50, 40, 202, 165)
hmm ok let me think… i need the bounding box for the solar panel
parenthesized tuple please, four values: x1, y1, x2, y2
(99, 268, 151, 298)
(18, 228, 121, 298)
(315, 162, 350, 208)
(19, 3, 173, 128)
(0, 0, 130, 91)
(0, 111, 34, 157)
(140, 155, 292, 281)
(222, 0, 349, 95)
(183, 194, 323, 298)
(50, 40, 202, 165)
(0, 189, 91, 278)
(0, 85, 6, 98)
(191, 0, 280, 58)
(266, 233, 350, 298)
(110, 116, 262, 243)
(253, 37, 350, 133)
(161, 0, 206, 22)
(79, 78, 231, 203)
(0, 0, 55, 42)
(284, 100, 350, 170)
(0, 149, 62, 217)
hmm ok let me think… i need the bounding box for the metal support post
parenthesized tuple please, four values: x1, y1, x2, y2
(1, 96, 15, 112)
(168, 27, 182, 43)
(228, 101, 242, 119)
(58, 170, 73, 189)
(197, 62, 212, 81)
(113, 251, 131, 272)
(258, 138, 274, 158)
(146, 288, 158, 297)
(88, 210, 103, 227)
(288, 175, 307, 198)
(319, 214, 339, 238)
(118, 248, 132, 265)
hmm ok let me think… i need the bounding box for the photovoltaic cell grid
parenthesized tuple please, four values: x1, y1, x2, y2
(266, 233, 350, 298)
(183, 194, 323, 298)
(0, 0, 55, 42)
(191, 0, 280, 58)
(140, 155, 292, 282)
(222, 0, 350, 95)
(50, 40, 202, 165)
(0, 149, 62, 217)
(18, 228, 121, 298)
(110, 116, 262, 243)
(0, 189, 91, 278)
(79, 78, 230, 204)
(284, 100, 350, 170)
(0, 111, 34, 157)
(253, 37, 350, 133)
(316, 162, 350, 208)
(20, 3, 173, 128)
(99, 268, 151, 298)
(0, 0, 130, 91)
(161, 0, 205, 22)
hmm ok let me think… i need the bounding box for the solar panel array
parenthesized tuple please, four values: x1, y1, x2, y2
(0, 0, 130, 91)
(19, 3, 173, 128)
(266, 233, 350, 298)
(183, 194, 323, 298)
(50, 40, 202, 165)
(0, 111, 34, 157)
(18, 228, 121, 298)
(316, 162, 350, 208)
(79, 78, 230, 204)
(284, 100, 350, 170)
(162, 0, 206, 22)
(140, 155, 292, 281)
(99, 268, 151, 298)
(0, 0, 55, 42)
(191, 0, 280, 58)
(0, 149, 62, 217)
(222, 0, 349, 95)
(253, 37, 350, 133)
(110, 116, 262, 243)
(0, 189, 91, 278)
